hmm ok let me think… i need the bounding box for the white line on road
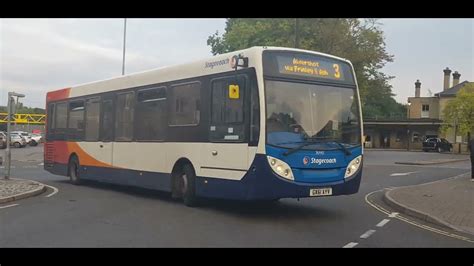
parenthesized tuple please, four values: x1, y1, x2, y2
(376, 219, 391, 227)
(44, 184, 59, 198)
(38, 163, 44, 166)
(342, 242, 358, 248)
(365, 188, 474, 243)
(388, 212, 399, 218)
(390, 171, 418, 176)
(360, 229, 376, 239)
(0, 203, 19, 209)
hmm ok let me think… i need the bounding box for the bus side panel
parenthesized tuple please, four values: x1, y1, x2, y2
(79, 166, 171, 192)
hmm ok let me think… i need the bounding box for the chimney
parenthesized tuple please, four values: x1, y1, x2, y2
(452, 71, 461, 87)
(443, 67, 452, 91)
(415, 79, 421, 97)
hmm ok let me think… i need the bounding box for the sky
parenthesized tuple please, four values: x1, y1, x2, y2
(0, 18, 472, 108)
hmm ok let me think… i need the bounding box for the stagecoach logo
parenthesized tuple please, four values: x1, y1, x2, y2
(303, 156, 337, 165)
(205, 58, 230, 69)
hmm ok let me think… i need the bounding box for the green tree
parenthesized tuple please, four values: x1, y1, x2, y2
(207, 18, 406, 119)
(441, 83, 474, 136)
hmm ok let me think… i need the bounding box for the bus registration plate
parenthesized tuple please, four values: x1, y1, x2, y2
(310, 188, 332, 197)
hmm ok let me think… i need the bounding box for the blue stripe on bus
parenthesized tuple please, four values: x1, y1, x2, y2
(45, 153, 362, 200)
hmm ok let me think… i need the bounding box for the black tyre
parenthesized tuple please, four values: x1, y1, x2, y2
(174, 164, 198, 207)
(14, 142, 21, 148)
(69, 156, 82, 185)
(30, 140, 38, 146)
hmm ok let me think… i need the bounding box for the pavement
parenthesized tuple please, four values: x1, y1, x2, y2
(384, 172, 474, 235)
(395, 158, 469, 165)
(0, 145, 47, 203)
(0, 178, 46, 204)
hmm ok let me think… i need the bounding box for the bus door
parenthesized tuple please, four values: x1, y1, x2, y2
(98, 97, 115, 167)
(201, 75, 250, 180)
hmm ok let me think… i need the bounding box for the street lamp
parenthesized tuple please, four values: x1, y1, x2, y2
(122, 18, 127, 76)
(4, 92, 25, 179)
(294, 18, 299, 49)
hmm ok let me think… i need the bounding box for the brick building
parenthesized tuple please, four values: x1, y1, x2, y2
(364, 67, 472, 152)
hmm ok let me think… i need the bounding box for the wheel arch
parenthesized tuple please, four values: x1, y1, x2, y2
(170, 157, 196, 192)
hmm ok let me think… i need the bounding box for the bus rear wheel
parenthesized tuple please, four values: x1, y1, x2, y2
(173, 164, 198, 207)
(69, 156, 82, 185)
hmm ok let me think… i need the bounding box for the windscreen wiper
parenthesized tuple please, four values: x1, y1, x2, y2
(283, 136, 352, 156)
(282, 141, 317, 156)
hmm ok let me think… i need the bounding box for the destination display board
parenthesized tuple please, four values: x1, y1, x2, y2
(263, 51, 355, 85)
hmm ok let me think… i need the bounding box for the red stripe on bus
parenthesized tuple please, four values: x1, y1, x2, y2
(46, 141, 115, 168)
(46, 88, 71, 102)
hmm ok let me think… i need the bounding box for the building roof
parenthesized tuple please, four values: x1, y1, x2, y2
(364, 118, 444, 126)
(435, 80, 471, 97)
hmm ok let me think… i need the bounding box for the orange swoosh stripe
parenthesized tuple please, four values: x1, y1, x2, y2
(67, 142, 116, 168)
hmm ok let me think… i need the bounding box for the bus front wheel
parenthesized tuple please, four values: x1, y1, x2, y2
(69, 156, 82, 185)
(174, 164, 198, 207)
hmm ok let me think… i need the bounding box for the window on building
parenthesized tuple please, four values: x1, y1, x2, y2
(412, 132, 420, 142)
(396, 131, 403, 142)
(115, 92, 134, 141)
(85, 97, 100, 141)
(421, 104, 430, 118)
(55, 102, 68, 129)
(169, 82, 201, 126)
(135, 87, 167, 140)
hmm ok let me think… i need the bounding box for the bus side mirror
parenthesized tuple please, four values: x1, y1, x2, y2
(231, 55, 249, 70)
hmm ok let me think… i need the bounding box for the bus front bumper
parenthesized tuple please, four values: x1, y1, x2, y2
(195, 154, 362, 200)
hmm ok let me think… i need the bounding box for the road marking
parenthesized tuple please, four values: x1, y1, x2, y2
(22, 166, 38, 168)
(342, 242, 358, 248)
(365, 188, 474, 243)
(390, 171, 418, 176)
(376, 219, 391, 227)
(44, 184, 59, 198)
(360, 229, 376, 239)
(38, 162, 44, 166)
(388, 212, 399, 218)
(0, 203, 19, 209)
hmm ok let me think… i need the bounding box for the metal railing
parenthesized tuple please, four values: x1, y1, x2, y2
(0, 113, 46, 124)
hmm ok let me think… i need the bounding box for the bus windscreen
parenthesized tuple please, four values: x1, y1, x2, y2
(263, 51, 355, 85)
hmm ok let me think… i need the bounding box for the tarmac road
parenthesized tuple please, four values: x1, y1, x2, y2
(0, 147, 472, 247)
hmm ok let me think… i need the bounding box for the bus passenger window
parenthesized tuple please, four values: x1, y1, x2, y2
(101, 99, 114, 142)
(85, 97, 100, 141)
(135, 87, 167, 140)
(115, 92, 134, 141)
(55, 102, 68, 129)
(169, 82, 201, 126)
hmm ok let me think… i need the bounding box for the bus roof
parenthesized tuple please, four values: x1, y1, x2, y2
(46, 46, 351, 102)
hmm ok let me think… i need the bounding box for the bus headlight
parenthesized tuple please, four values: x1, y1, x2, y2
(267, 156, 294, 181)
(345, 155, 362, 179)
